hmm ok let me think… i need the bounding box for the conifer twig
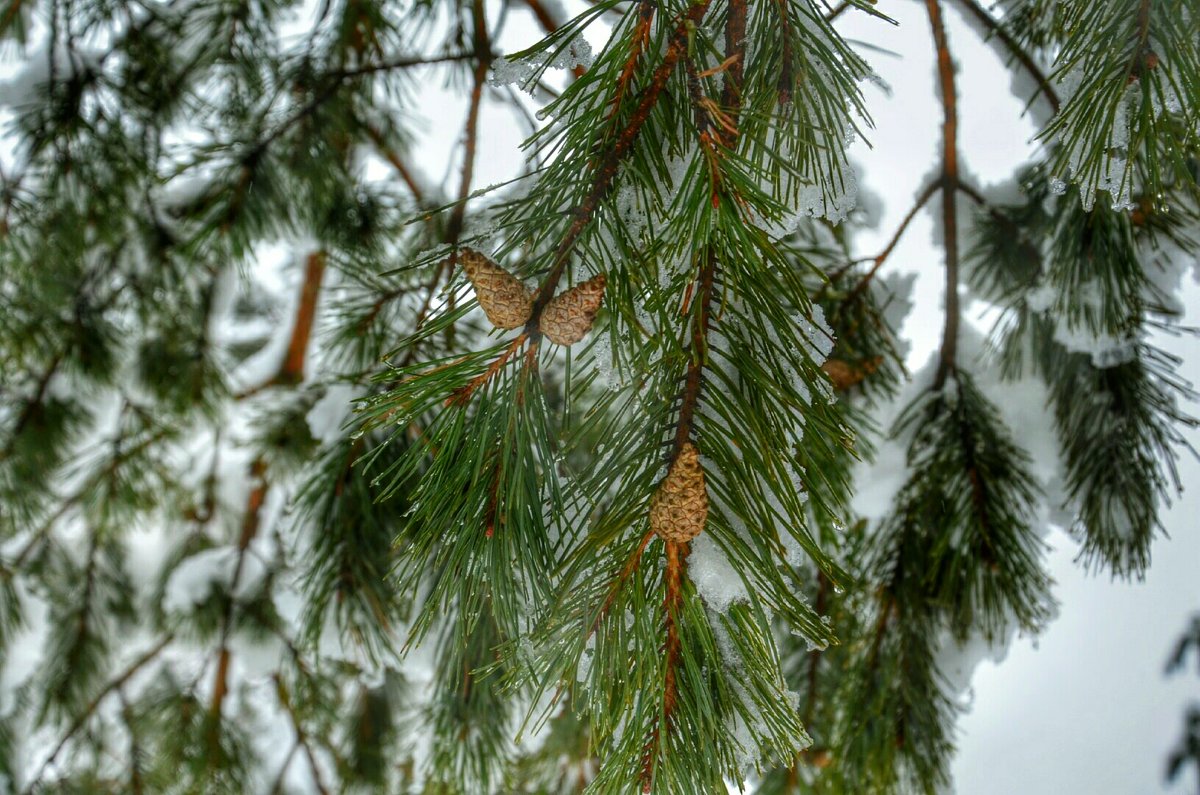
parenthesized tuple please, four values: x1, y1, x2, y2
(639, 5, 735, 770)
(607, 0, 656, 125)
(236, 250, 327, 398)
(447, 334, 528, 406)
(447, 0, 492, 251)
(207, 455, 270, 758)
(842, 178, 941, 300)
(449, 0, 714, 399)
(522, 0, 587, 78)
(25, 634, 174, 793)
(590, 530, 657, 637)
(273, 673, 332, 795)
(639, 537, 687, 793)
(825, 1, 851, 22)
(524, 0, 716, 333)
(926, 0, 960, 391)
(363, 123, 426, 203)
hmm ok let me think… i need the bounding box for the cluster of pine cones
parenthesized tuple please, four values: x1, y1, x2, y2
(457, 248, 709, 543)
(458, 248, 606, 345)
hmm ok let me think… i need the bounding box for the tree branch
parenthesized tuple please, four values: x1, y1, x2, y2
(25, 634, 174, 793)
(207, 455, 270, 758)
(926, 0, 960, 391)
(950, 0, 1060, 115)
(524, 0, 716, 337)
(236, 250, 327, 398)
(448, 0, 713, 399)
(273, 674, 332, 795)
(363, 122, 426, 204)
(841, 177, 941, 300)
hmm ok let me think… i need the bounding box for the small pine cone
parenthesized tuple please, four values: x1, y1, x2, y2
(822, 356, 882, 391)
(822, 359, 858, 391)
(650, 442, 708, 544)
(540, 274, 607, 346)
(460, 249, 533, 330)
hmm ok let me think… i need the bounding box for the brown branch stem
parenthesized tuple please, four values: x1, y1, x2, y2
(639, 15, 740, 785)
(363, 123, 426, 203)
(207, 456, 270, 758)
(639, 538, 688, 792)
(450, 0, 712, 401)
(447, 334, 528, 407)
(926, 0, 960, 391)
(842, 178, 941, 301)
(25, 634, 174, 794)
(273, 674, 332, 795)
(524, 0, 716, 340)
(236, 250, 327, 398)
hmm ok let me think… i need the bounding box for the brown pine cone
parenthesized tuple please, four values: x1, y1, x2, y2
(650, 442, 708, 544)
(540, 274, 606, 346)
(822, 356, 882, 391)
(459, 248, 533, 330)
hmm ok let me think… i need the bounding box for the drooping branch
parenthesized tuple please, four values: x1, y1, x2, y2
(926, 0, 960, 391)
(639, 11, 741, 776)
(524, 0, 717, 334)
(639, 537, 687, 793)
(25, 634, 174, 793)
(844, 178, 941, 301)
(207, 455, 270, 757)
(445, 0, 714, 399)
(363, 123, 426, 203)
(273, 674, 332, 795)
(447, 0, 493, 251)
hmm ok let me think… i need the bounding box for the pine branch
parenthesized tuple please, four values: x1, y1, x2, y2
(448, 0, 493, 250)
(207, 456, 270, 758)
(927, 0, 961, 391)
(524, 0, 716, 328)
(236, 250, 328, 397)
(840, 177, 941, 301)
(24, 634, 174, 794)
(426, 0, 715, 403)
(273, 673, 332, 795)
(363, 122, 427, 204)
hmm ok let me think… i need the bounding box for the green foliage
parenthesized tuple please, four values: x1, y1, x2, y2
(968, 174, 1198, 577)
(884, 374, 1052, 642)
(1164, 614, 1200, 789)
(0, 0, 1196, 792)
(1010, 0, 1200, 208)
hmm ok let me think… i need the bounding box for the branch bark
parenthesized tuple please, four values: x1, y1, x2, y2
(926, 0, 960, 391)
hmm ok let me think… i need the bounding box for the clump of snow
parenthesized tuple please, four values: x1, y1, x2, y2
(689, 533, 751, 613)
(799, 304, 836, 362)
(489, 38, 594, 94)
(588, 333, 626, 390)
(787, 150, 859, 227)
(1049, 67, 1147, 212)
(1051, 323, 1139, 369)
(1023, 279, 1140, 369)
(1025, 282, 1056, 313)
(163, 547, 267, 614)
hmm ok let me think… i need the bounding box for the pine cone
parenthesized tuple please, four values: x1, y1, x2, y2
(540, 274, 606, 345)
(459, 249, 533, 330)
(822, 356, 882, 391)
(650, 442, 708, 544)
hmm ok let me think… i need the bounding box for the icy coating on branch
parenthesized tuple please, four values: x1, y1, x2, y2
(489, 37, 595, 93)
